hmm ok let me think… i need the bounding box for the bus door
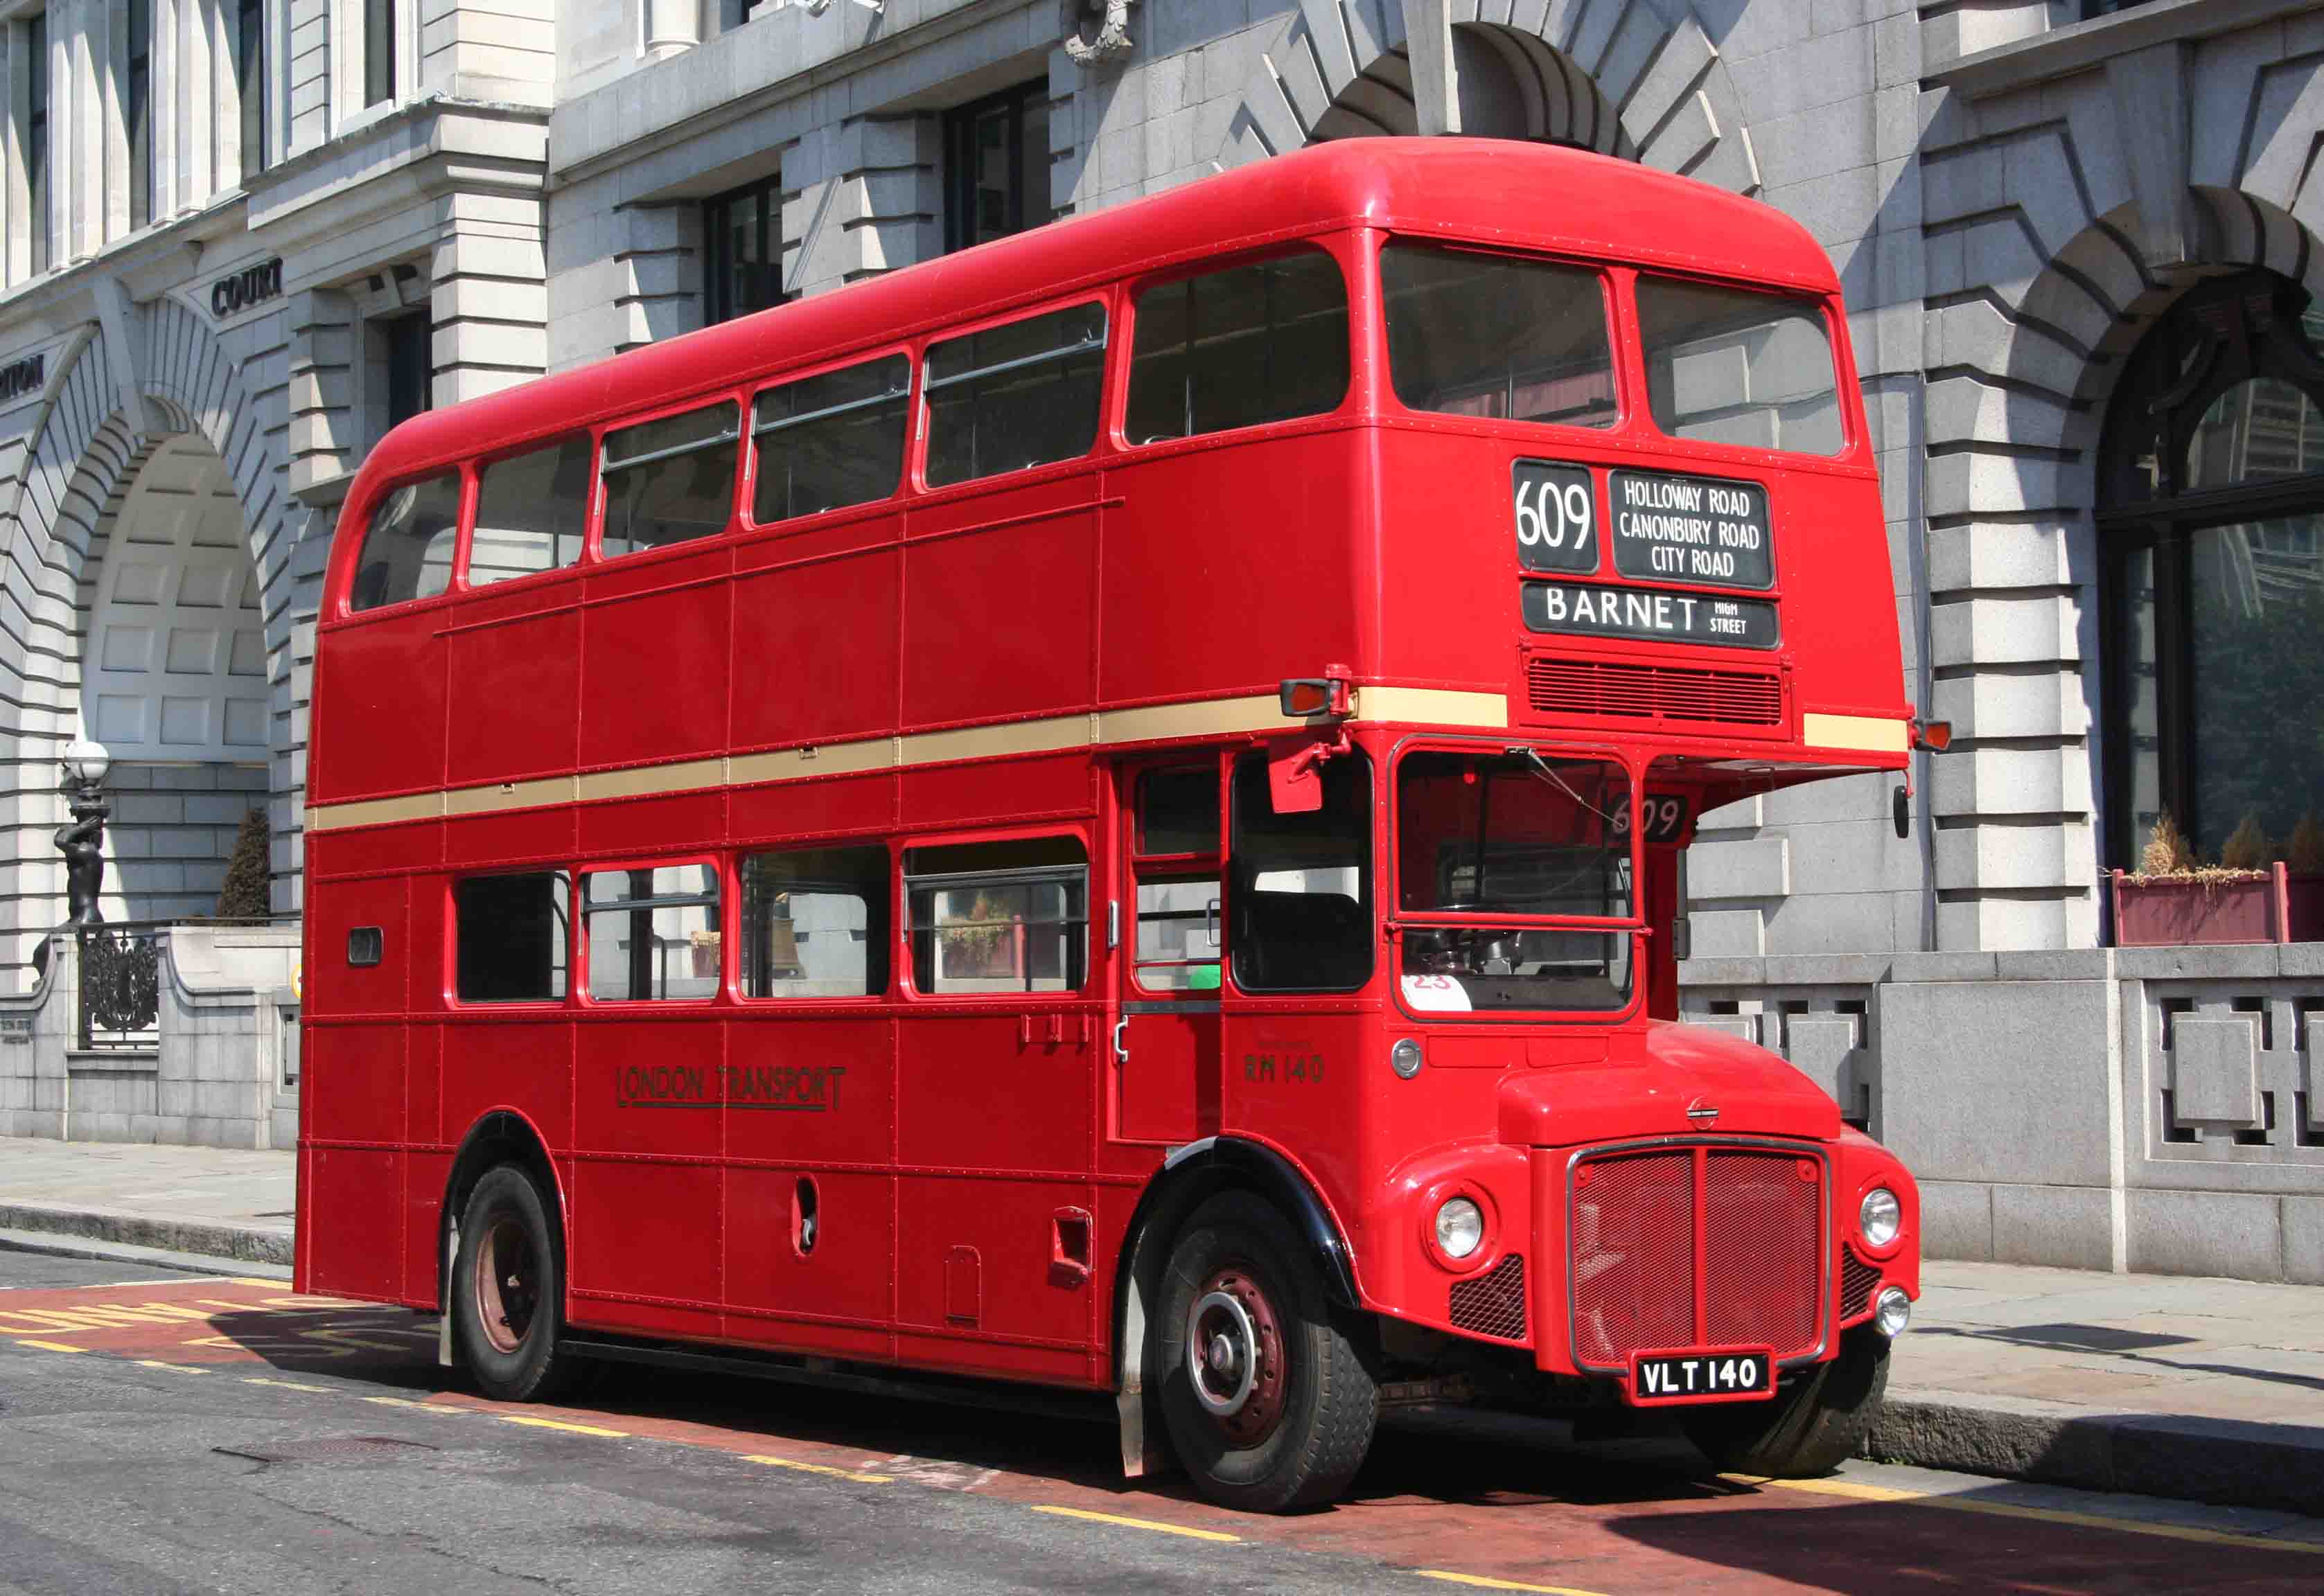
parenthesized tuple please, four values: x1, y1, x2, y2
(1113, 761, 1225, 1144)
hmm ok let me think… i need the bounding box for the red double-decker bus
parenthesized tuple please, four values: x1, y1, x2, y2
(299, 138, 1926, 1511)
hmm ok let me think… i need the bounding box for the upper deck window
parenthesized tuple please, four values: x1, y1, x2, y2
(1637, 278, 1844, 456)
(600, 402, 741, 558)
(751, 355, 910, 525)
(350, 471, 462, 612)
(1382, 243, 1616, 428)
(470, 435, 591, 587)
(1125, 251, 1350, 444)
(924, 304, 1106, 488)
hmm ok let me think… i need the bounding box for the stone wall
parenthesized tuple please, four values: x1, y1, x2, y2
(1682, 944, 2324, 1283)
(0, 923, 300, 1148)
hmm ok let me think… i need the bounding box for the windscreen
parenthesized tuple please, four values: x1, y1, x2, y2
(1396, 751, 1633, 1013)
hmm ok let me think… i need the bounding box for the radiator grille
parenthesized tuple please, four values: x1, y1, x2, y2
(1570, 1144, 1824, 1370)
(1526, 657, 1783, 727)
(1840, 1248, 1882, 1322)
(1448, 1254, 1527, 1342)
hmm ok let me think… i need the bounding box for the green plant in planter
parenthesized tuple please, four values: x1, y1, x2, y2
(213, 808, 272, 919)
(2291, 812, 2324, 875)
(2219, 811, 2273, 871)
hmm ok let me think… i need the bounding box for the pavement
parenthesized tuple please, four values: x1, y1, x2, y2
(2, 1137, 2320, 1518)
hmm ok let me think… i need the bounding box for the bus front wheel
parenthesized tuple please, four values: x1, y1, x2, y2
(452, 1165, 582, 1402)
(1680, 1324, 1891, 1478)
(1152, 1191, 1378, 1511)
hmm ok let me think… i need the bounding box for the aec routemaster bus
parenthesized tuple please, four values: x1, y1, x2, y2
(298, 137, 1928, 1511)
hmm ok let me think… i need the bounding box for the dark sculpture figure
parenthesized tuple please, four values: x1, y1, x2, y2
(57, 778, 108, 926)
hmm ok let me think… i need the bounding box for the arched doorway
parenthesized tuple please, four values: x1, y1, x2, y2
(78, 434, 270, 921)
(2097, 271, 2324, 869)
(1308, 28, 1632, 155)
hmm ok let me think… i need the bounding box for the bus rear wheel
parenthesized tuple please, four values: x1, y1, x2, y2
(452, 1165, 583, 1403)
(1153, 1192, 1377, 1511)
(1680, 1325, 1890, 1478)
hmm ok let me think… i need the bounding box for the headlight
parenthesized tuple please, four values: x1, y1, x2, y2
(1434, 1197, 1484, 1260)
(1876, 1286, 1912, 1338)
(1390, 1038, 1424, 1079)
(1860, 1187, 1901, 1250)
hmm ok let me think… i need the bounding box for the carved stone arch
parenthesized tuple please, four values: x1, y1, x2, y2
(0, 298, 293, 976)
(1914, 33, 2324, 948)
(1216, 0, 1761, 196)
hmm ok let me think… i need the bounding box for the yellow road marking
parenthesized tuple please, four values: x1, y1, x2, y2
(498, 1415, 626, 1438)
(1416, 1573, 1610, 1595)
(14, 1339, 83, 1353)
(243, 1377, 333, 1392)
(1030, 1505, 1239, 1543)
(744, 1453, 893, 1484)
(134, 1360, 208, 1375)
(363, 1396, 465, 1415)
(1728, 1474, 2324, 1555)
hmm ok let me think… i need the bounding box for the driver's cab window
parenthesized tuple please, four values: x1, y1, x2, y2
(1129, 765, 1221, 993)
(1394, 750, 1633, 1013)
(1230, 750, 1372, 993)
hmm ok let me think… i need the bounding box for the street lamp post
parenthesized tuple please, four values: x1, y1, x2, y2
(56, 738, 112, 927)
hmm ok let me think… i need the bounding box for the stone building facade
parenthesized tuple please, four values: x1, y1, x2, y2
(0, 0, 2317, 1275)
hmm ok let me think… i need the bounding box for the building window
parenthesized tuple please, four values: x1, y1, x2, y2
(943, 81, 1051, 254)
(26, 10, 49, 275)
(237, 0, 267, 177)
(383, 310, 430, 427)
(2082, 1, 2158, 15)
(365, 0, 395, 107)
(705, 175, 783, 323)
(129, 1, 152, 229)
(2097, 272, 2324, 873)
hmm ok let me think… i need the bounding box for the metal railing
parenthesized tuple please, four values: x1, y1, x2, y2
(77, 922, 165, 1050)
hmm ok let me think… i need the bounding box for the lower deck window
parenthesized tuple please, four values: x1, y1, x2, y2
(905, 837, 1087, 993)
(741, 846, 889, 998)
(583, 864, 721, 1001)
(1229, 750, 1372, 992)
(455, 872, 569, 1002)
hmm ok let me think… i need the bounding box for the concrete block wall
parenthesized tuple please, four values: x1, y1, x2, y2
(101, 762, 270, 925)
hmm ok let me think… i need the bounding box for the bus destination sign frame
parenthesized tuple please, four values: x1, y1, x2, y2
(1609, 468, 1775, 590)
(1522, 580, 1781, 649)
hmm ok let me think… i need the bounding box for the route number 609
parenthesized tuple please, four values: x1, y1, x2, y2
(1515, 476, 1592, 553)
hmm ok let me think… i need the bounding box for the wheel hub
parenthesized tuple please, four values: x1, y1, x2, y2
(475, 1218, 537, 1356)
(1185, 1267, 1287, 1444)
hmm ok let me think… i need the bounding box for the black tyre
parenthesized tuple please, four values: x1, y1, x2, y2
(1680, 1326, 1891, 1477)
(1152, 1191, 1378, 1511)
(452, 1164, 584, 1403)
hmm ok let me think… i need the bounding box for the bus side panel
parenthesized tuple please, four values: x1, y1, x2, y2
(303, 1020, 408, 1304)
(730, 547, 902, 752)
(1372, 431, 1535, 693)
(730, 770, 899, 847)
(309, 612, 447, 804)
(437, 1020, 574, 1151)
(900, 752, 1092, 830)
(577, 790, 725, 858)
(902, 484, 1100, 729)
(721, 1013, 895, 1355)
(567, 1018, 724, 1336)
(1100, 434, 1366, 706)
(581, 549, 734, 773)
(894, 1177, 1095, 1383)
(446, 603, 581, 788)
(446, 803, 576, 869)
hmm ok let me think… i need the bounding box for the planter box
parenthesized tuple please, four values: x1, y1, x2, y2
(2111, 862, 2324, 946)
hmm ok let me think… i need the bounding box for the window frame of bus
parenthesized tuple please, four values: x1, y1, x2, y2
(1227, 746, 1375, 995)
(1118, 242, 1356, 451)
(464, 429, 596, 592)
(901, 831, 1092, 999)
(1125, 759, 1226, 998)
(1384, 735, 1646, 1025)
(450, 869, 572, 1006)
(346, 466, 474, 615)
(736, 842, 892, 1002)
(595, 396, 745, 562)
(575, 858, 727, 1005)
(1375, 236, 1624, 433)
(742, 347, 915, 531)
(917, 298, 1111, 492)
(1630, 269, 1855, 460)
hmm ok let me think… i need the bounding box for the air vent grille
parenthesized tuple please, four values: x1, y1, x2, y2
(1526, 657, 1783, 727)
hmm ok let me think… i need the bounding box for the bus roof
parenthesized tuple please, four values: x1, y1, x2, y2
(361, 139, 1840, 488)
